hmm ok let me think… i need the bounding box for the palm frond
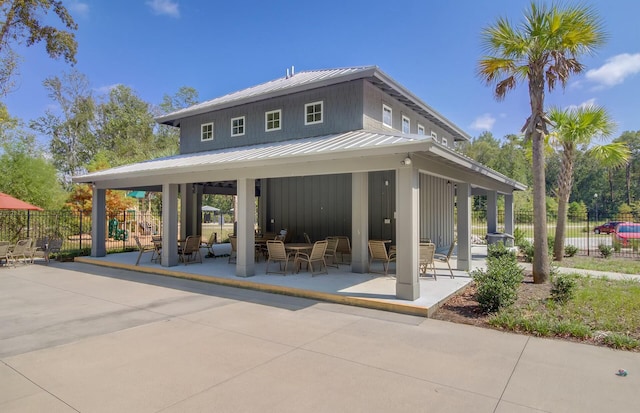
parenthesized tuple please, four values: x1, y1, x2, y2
(588, 142, 630, 169)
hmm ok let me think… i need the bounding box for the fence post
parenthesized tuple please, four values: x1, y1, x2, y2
(79, 211, 83, 251)
(27, 210, 31, 238)
(586, 211, 590, 256)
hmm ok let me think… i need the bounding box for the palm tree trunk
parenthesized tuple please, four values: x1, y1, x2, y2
(528, 70, 550, 283)
(554, 147, 574, 262)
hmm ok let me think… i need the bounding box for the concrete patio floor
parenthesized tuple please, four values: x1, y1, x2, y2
(74, 244, 489, 317)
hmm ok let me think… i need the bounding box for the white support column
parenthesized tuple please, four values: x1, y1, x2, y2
(487, 190, 498, 234)
(504, 193, 514, 236)
(162, 183, 179, 267)
(395, 165, 420, 301)
(351, 172, 369, 273)
(236, 178, 256, 277)
(457, 182, 472, 271)
(179, 183, 187, 240)
(91, 187, 106, 257)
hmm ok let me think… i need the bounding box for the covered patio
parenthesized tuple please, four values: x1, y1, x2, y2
(75, 131, 524, 302)
(75, 243, 490, 317)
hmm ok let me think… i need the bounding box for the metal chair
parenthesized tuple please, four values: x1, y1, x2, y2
(434, 241, 456, 278)
(368, 240, 395, 276)
(266, 240, 295, 275)
(418, 242, 437, 279)
(133, 235, 156, 266)
(295, 240, 328, 276)
(179, 235, 202, 265)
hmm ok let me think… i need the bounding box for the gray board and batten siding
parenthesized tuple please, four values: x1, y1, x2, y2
(362, 81, 453, 147)
(179, 82, 365, 154)
(260, 172, 454, 249)
(178, 78, 456, 155)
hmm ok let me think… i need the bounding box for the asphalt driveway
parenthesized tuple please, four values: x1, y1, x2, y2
(1, 263, 639, 412)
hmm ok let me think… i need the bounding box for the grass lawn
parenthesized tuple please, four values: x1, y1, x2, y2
(489, 275, 640, 350)
(558, 256, 640, 275)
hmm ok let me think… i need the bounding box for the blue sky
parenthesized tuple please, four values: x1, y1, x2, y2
(6, 0, 640, 143)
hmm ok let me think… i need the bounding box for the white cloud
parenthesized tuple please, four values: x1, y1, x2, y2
(68, 1, 89, 18)
(585, 53, 640, 88)
(146, 0, 180, 18)
(470, 113, 496, 131)
(566, 98, 597, 111)
(94, 84, 120, 94)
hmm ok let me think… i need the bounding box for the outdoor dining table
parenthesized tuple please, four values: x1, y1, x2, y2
(285, 243, 312, 260)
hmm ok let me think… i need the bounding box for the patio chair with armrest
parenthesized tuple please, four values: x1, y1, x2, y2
(368, 240, 395, 276)
(179, 235, 202, 265)
(324, 237, 339, 268)
(228, 235, 237, 264)
(419, 242, 437, 279)
(11, 238, 32, 264)
(201, 232, 217, 258)
(335, 236, 351, 264)
(133, 235, 156, 266)
(265, 240, 295, 275)
(295, 240, 328, 276)
(31, 236, 62, 264)
(0, 243, 14, 267)
(434, 241, 456, 278)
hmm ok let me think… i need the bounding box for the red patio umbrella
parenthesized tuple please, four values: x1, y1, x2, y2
(0, 192, 44, 211)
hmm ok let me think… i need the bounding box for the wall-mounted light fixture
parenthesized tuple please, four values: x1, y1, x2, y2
(401, 156, 412, 166)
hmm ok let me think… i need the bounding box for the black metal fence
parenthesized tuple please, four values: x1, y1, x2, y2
(472, 210, 640, 258)
(3, 208, 638, 259)
(0, 210, 162, 257)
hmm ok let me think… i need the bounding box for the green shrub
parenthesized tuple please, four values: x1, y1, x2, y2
(513, 227, 527, 248)
(599, 243, 613, 258)
(472, 245, 524, 313)
(550, 274, 577, 303)
(564, 244, 579, 258)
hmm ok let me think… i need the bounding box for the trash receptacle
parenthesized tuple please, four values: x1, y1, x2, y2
(486, 232, 515, 247)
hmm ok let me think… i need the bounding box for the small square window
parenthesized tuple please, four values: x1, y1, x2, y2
(265, 109, 281, 131)
(417, 124, 425, 135)
(431, 131, 438, 142)
(231, 116, 245, 137)
(305, 101, 323, 125)
(441, 137, 448, 146)
(201, 122, 213, 141)
(402, 115, 410, 134)
(382, 104, 392, 128)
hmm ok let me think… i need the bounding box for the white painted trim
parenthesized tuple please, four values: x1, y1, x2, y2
(417, 123, 425, 135)
(441, 137, 448, 147)
(304, 101, 323, 125)
(265, 109, 282, 131)
(231, 116, 245, 137)
(402, 115, 410, 134)
(430, 130, 438, 142)
(201, 122, 214, 141)
(382, 104, 393, 128)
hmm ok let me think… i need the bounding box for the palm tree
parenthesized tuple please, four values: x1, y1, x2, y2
(478, 2, 606, 283)
(548, 105, 626, 261)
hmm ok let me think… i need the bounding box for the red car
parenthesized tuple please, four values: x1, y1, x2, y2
(594, 221, 622, 234)
(612, 222, 640, 247)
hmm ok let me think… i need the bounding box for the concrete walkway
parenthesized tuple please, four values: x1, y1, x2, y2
(1, 263, 639, 412)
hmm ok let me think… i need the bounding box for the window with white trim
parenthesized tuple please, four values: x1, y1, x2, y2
(417, 123, 425, 135)
(305, 101, 323, 125)
(382, 104, 392, 128)
(265, 109, 281, 131)
(231, 116, 245, 136)
(441, 137, 448, 146)
(201, 122, 213, 141)
(431, 131, 438, 142)
(402, 115, 410, 134)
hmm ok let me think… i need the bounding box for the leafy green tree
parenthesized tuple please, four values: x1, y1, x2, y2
(95, 85, 156, 166)
(0, 122, 65, 209)
(548, 105, 625, 261)
(615, 131, 640, 205)
(30, 70, 97, 188)
(478, 2, 606, 283)
(154, 86, 199, 156)
(0, 0, 77, 96)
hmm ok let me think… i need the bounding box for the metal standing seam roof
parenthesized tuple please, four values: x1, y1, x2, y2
(154, 66, 471, 142)
(73, 130, 526, 192)
(73, 131, 423, 182)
